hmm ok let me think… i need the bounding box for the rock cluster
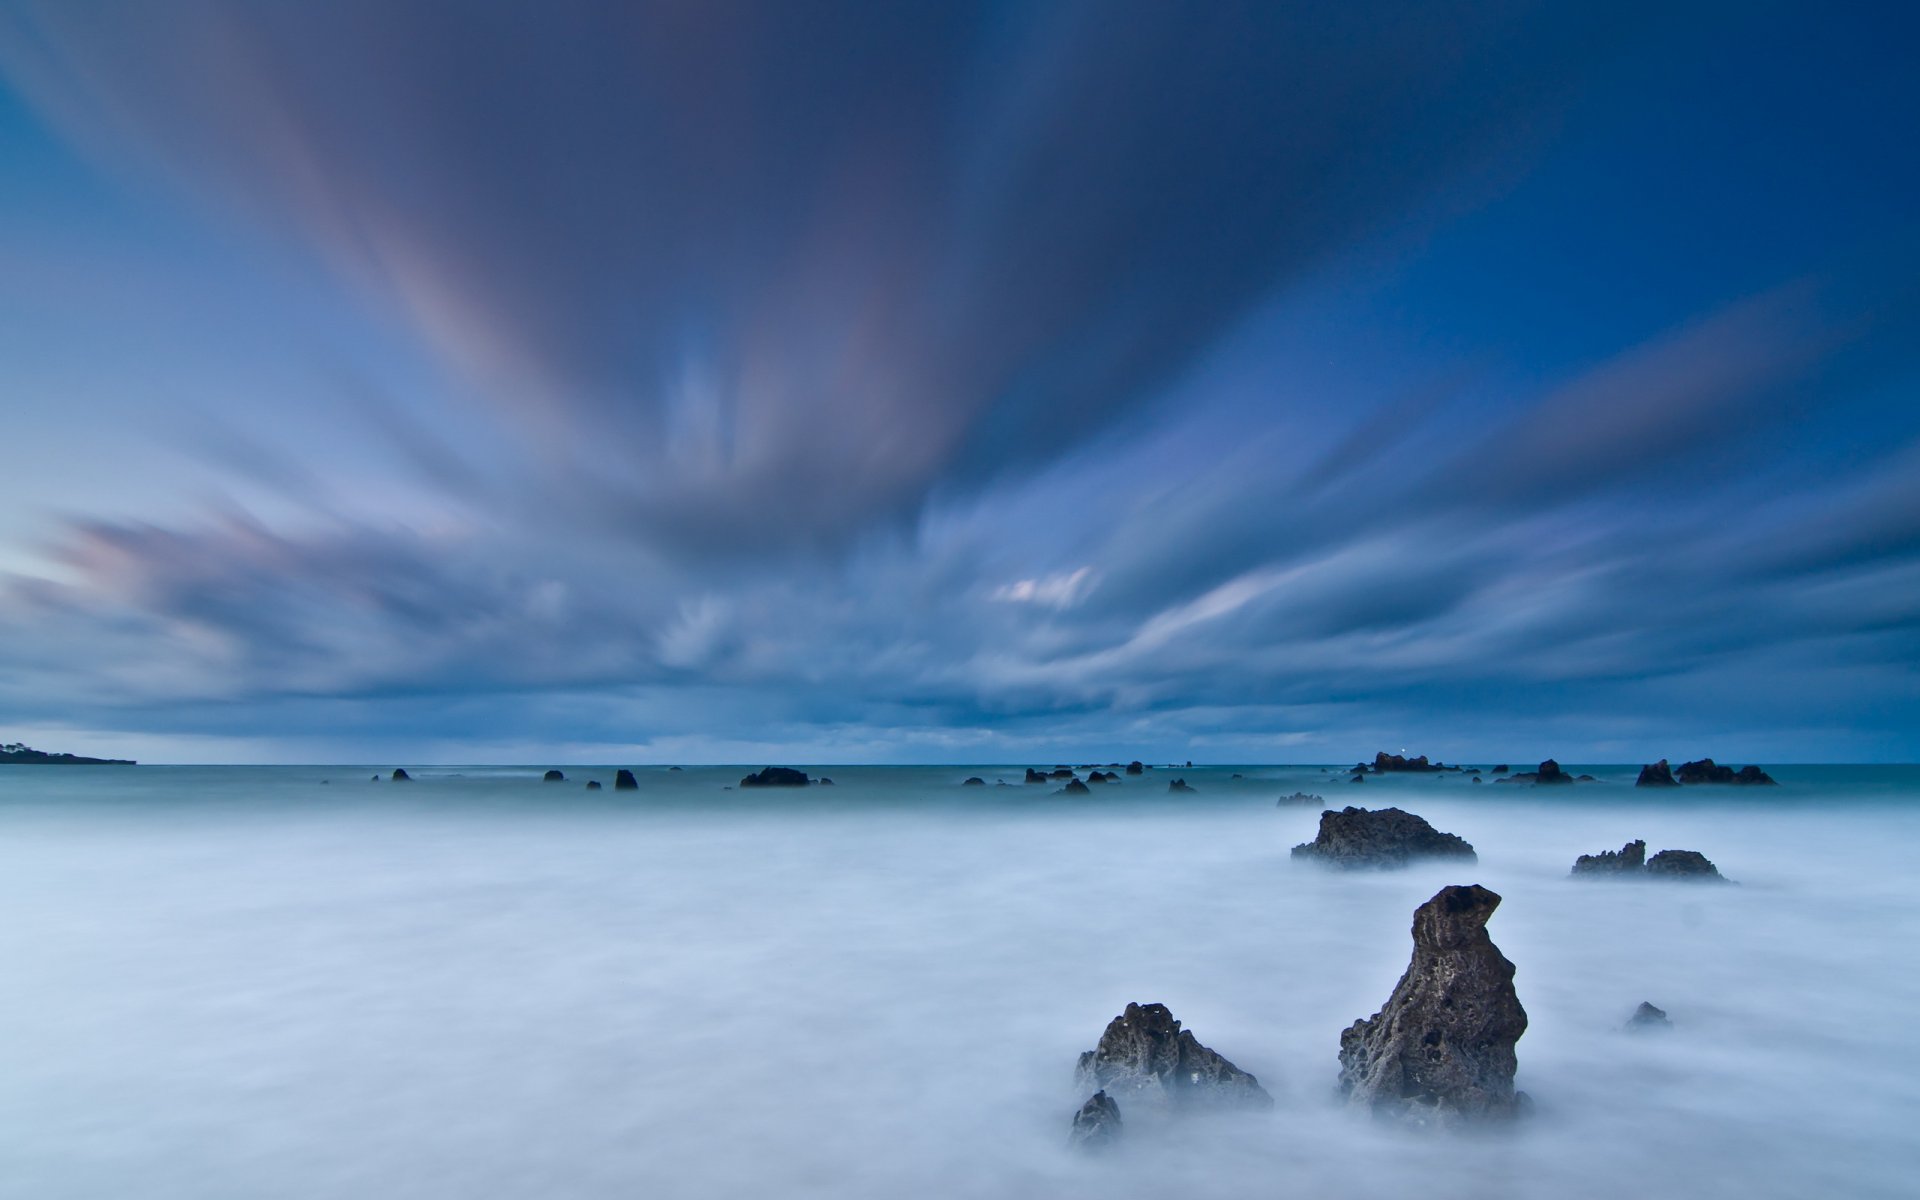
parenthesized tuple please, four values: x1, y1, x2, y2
(1568, 841, 1730, 882)
(1674, 758, 1777, 786)
(1276, 791, 1323, 806)
(1571, 840, 1646, 876)
(1497, 759, 1590, 785)
(1025, 768, 1047, 784)
(1361, 751, 1458, 773)
(1338, 885, 1529, 1126)
(1291, 807, 1476, 869)
(1168, 778, 1197, 793)
(1075, 1002, 1272, 1112)
(740, 766, 811, 787)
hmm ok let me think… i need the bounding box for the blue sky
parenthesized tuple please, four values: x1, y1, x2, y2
(1, 1, 1916, 764)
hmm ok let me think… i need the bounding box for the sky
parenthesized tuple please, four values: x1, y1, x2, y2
(1, 1, 1917, 764)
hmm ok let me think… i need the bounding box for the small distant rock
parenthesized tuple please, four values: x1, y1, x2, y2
(614, 769, 639, 790)
(1624, 1002, 1672, 1033)
(1349, 773, 1365, 783)
(370, 774, 379, 782)
(1277, 791, 1323, 806)
(1068, 1090, 1123, 1151)
(1075, 1002, 1271, 1112)
(1168, 778, 1196, 793)
(1125, 761, 1144, 776)
(740, 766, 811, 788)
(668, 766, 683, 771)
(585, 780, 602, 790)
(1635, 760, 1680, 787)
(1049, 767, 1075, 780)
(390, 768, 412, 782)
(1291, 807, 1476, 869)
(1674, 758, 1776, 785)
(1025, 768, 1048, 784)
(1491, 764, 1510, 774)
(1366, 751, 1456, 773)
(1338, 885, 1528, 1125)
(543, 769, 565, 783)
(1645, 849, 1730, 882)
(1059, 778, 1091, 795)
(1571, 840, 1647, 877)
(818, 777, 834, 785)
(1498, 759, 1575, 785)
(1231, 773, 1244, 780)
(962, 777, 986, 787)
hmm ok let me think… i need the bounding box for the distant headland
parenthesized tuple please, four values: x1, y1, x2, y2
(0, 741, 136, 765)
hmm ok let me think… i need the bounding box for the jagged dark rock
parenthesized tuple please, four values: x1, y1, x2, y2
(614, 769, 638, 790)
(1074, 1002, 1271, 1112)
(1499, 759, 1574, 785)
(1168, 778, 1196, 793)
(1125, 761, 1145, 775)
(585, 780, 602, 790)
(1674, 758, 1776, 786)
(1291, 807, 1476, 869)
(543, 769, 565, 783)
(1277, 791, 1323, 806)
(1571, 840, 1647, 877)
(1068, 1091, 1123, 1151)
(962, 776, 986, 786)
(1635, 760, 1680, 787)
(740, 766, 811, 788)
(1624, 1002, 1671, 1032)
(1646, 849, 1729, 881)
(391, 768, 412, 781)
(1338, 885, 1529, 1126)
(1368, 751, 1455, 773)
(1059, 778, 1091, 795)
(1025, 768, 1048, 784)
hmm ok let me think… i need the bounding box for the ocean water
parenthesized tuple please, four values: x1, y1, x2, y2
(3, 762, 1917, 1199)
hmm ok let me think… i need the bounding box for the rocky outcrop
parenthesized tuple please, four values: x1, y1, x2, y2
(1075, 1002, 1271, 1112)
(1674, 759, 1776, 785)
(1367, 751, 1456, 773)
(740, 766, 811, 787)
(1645, 849, 1729, 881)
(614, 769, 638, 790)
(1059, 778, 1091, 795)
(1498, 759, 1574, 785)
(0, 742, 135, 765)
(1571, 840, 1647, 876)
(1025, 768, 1047, 784)
(1086, 770, 1118, 783)
(1338, 885, 1528, 1126)
(1168, 778, 1196, 793)
(1635, 760, 1680, 787)
(1068, 1091, 1122, 1151)
(1291, 807, 1476, 869)
(1624, 1002, 1671, 1032)
(962, 776, 986, 786)
(543, 769, 565, 783)
(1277, 791, 1323, 806)
(391, 768, 412, 781)
(1125, 761, 1145, 775)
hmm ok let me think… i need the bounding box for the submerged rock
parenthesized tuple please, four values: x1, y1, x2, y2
(1068, 1090, 1123, 1151)
(1635, 760, 1680, 787)
(1624, 1002, 1672, 1032)
(1645, 849, 1730, 881)
(1291, 807, 1476, 869)
(390, 768, 412, 782)
(1571, 840, 1647, 876)
(1049, 767, 1076, 780)
(1168, 778, 1197, 793)
(584, 780, 602, 790)
(1277, 791, 1323, 806)
(1674, 758, 1777, 786)
(543, 769, 565, 783)
(740, 766, 811, 788)
(1338, 884, 1529, 1126)
(614, 769, 639, 790)
(962, 776, 986, 786)
(1075, 1002, 1272, 1112)
(1059, 778, 1091, 795)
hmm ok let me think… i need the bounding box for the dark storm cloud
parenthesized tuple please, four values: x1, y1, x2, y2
(0, 0, 1652, 555)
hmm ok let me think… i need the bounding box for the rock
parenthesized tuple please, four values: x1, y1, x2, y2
(1049, 768, 1076, 779)
(1499, 759, 1574, 785)
(543, 769, 565, 783)
(740, 766, 811, 788)
(1635, 760, 1680, 787)
(1291, 807, 1477, 869)
(962, 777, 986, 786)
(1125, 761, 1145, 775)
(1087, 770, 1118, 783)
(1491, 764, 1509, 775)
(1368, 751, 1454, 773)
(1068, 1091, 1123, 1151)
(391, 768, 412, 781)
(585, 780, 602, 790)
(615, 769, 639, 790)
(1168, 778, 1196, 793)
(1231, 773, 1244, 779)
(1571, 840, 1647, 877)
(1645, 849, 1729, 881)
(1338, 885, 1529, 1126)
(819, 778, 834, 785)
(1026, 768, 1048, 784)
(1624, 1002, 1671, 1033)
(1074, 1002, 1271, 1112)
(1059, 779, 1091, 795)
(1277, 791, 1323, 806)
(668, 766, 683, 771)
(1674, 758, 1776, 786)
(1349, 773, 1365, 783)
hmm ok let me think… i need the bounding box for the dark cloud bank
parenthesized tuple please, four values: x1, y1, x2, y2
(0, 1, 1916, 760)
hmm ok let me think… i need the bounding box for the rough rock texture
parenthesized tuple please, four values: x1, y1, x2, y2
(1068, 1091, 1122, 1151)
(962, 777, 986, 786)
(740, 766, 811, 787)
(614, 769, 638, 790)
(543, 769, 565, 783)
(1075, 1002, 1271, 1112)
(1571, 840, 1647, 876)
(1635, 760, 1680, 787)
(1675, 758, 1777, 785)
(1625, 1002, 1671, 1032)
(1645, 849, 1729, 881)
(1277, 791, 1323, 806)
(1338, 885, 1529, 1126)
(1291, 807, 1476, 869)
(390, 768, 412, 781)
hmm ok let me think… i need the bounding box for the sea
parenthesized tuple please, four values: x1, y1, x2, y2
(3, 762, 1916, 1199)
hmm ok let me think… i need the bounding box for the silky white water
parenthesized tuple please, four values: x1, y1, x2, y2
(3, 764, 1917, 1198)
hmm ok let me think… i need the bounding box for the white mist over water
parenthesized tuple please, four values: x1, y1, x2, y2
(3, 764, 1918, 1199)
